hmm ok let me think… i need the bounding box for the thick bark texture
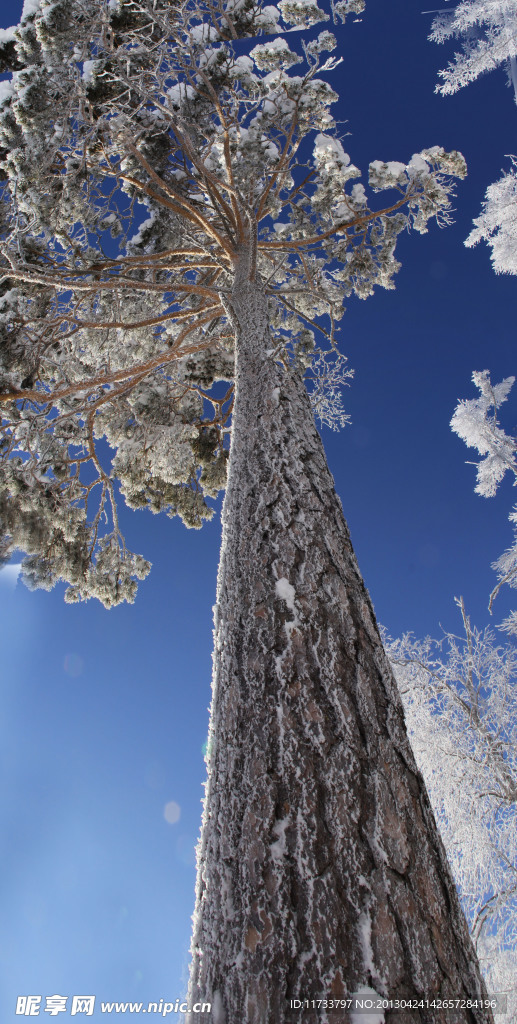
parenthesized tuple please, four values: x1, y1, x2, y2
(188, 257, 493, 1024)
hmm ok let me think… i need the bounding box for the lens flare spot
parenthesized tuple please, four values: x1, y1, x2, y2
(63, 653, 84, 677)
(163, 800, 181, 825)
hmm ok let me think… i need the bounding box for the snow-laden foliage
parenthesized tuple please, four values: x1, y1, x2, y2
(451, 370, 517, 632)
(429, 1, 517, 273)
(465, 157, 517, 273)
(385, 601, 517, 1024)
(0, 0, 466, 604)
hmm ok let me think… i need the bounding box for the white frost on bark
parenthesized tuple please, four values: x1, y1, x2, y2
(188, 254, 493, 1024)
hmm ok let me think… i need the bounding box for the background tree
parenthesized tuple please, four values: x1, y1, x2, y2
(384, 368, 517, 1021)
(385, 603, 517, 1024)
(0, 0, 495, 1017)
(429, 0, 517, 273)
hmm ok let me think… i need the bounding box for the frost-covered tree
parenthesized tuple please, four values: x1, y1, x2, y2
(0, 0, 495, 1018)
(451, 370, 517, 634)
(385, 601, 517, 1024)
(429, 0, 517, 273)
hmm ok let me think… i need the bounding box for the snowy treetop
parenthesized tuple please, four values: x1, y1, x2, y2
(0, 0, 465, 604)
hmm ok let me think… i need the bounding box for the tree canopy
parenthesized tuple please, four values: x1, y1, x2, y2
(0, 0, 465, 605)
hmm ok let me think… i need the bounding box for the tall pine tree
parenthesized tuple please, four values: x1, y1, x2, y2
(0, 0, 494, 1018)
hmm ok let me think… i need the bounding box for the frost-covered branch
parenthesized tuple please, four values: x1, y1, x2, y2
(451, 370, 517, 632)
(429, 1, 517, 272)
(430, 0, 517, 98)
(304, 348, 353, 429)
(465, 157, 517, 274)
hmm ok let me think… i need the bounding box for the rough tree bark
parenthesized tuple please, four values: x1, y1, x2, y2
(188, 250, 493, 1024)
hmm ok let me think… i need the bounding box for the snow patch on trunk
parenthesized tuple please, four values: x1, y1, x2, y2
(211, 991, 225, 1023)
(350, 985, 385, 1024)
(275, 575, 296, 613)
(270, 815, 290, 861)
(274, 576, 300, 683)
(357, 910, 375, 975)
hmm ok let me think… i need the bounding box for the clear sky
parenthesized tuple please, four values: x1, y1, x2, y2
(1, 0, 515, 1020)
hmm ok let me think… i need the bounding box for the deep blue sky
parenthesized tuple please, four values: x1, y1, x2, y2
(1, 0, 516, 1019)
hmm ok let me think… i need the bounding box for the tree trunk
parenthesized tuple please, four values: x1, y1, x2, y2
(188, 254, 493, 1024)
